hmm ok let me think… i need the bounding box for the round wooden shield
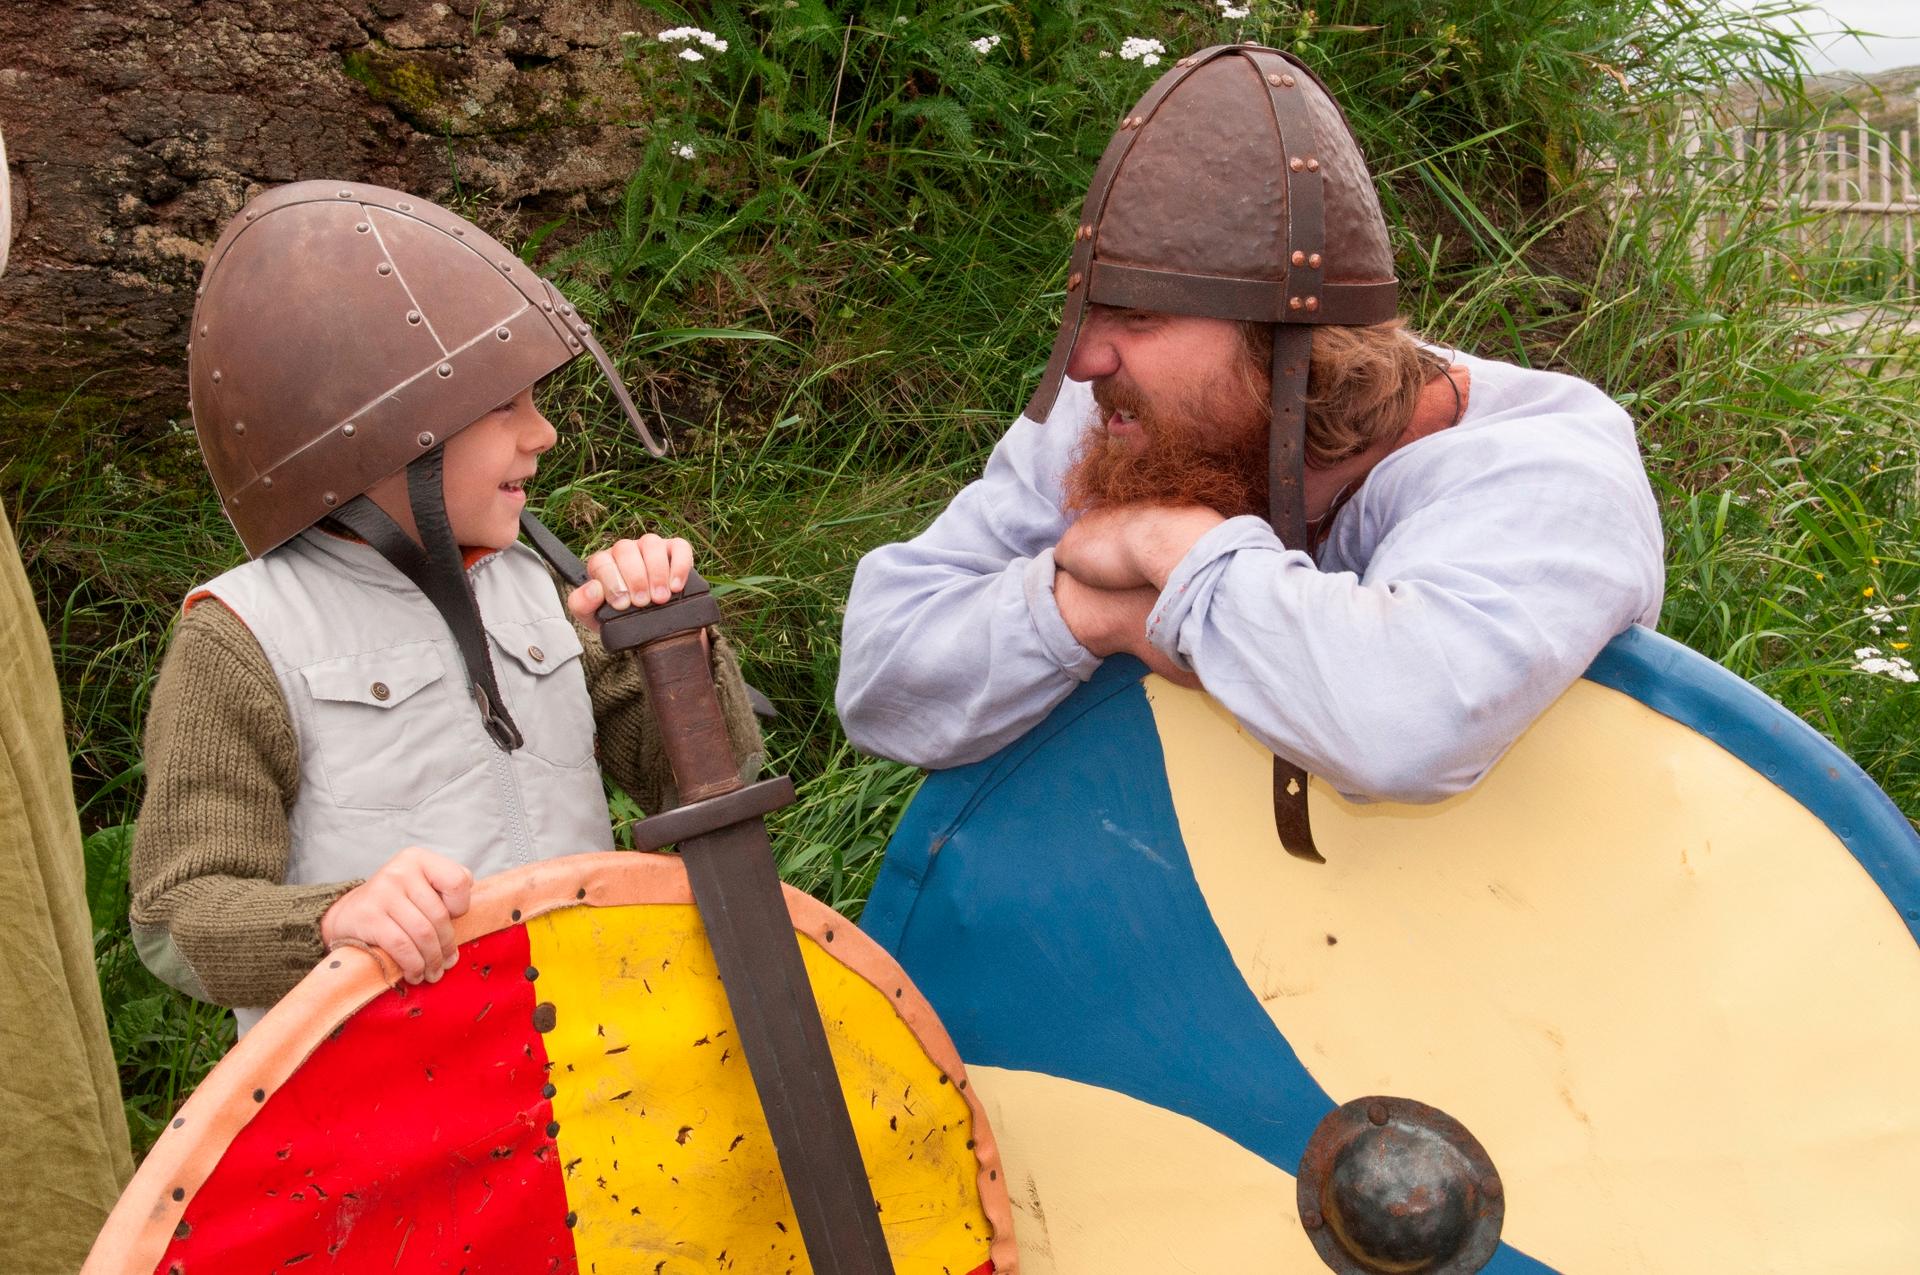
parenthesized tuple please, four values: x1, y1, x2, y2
(862, 626, 1920, 1273)
(86, 853, 1015, 1274)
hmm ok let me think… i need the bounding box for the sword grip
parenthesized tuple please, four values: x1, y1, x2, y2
(637, 630, 743, 805)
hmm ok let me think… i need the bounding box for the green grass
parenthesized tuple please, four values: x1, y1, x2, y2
(2, 0, 1917, 1155)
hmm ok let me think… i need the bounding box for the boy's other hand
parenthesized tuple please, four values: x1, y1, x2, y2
(320, 846, 474, 984)
(567, 533, 695, 635)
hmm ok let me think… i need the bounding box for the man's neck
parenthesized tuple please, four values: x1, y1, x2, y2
(1304, 364, 1470, 523)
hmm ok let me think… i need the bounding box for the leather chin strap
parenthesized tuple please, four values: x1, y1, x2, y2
(1269, 326, 1324, 863)
(330, 451, 525, 752)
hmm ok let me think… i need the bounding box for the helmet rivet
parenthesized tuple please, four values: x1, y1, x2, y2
(1067, 272, 1083, 290)
(543, 301, 554, 312)
(397, 201, 412, 212)
(1289, 297, 1305, 311)
(261, 475, 272, 489)
(377, 262, 392, 276)
(199, 325, 208, 337)
(1290, 158, 1306, 172)
(323, 492, 337, 506)
(406, 310, 422, 325)
(436, 363, 453, 378)
(1291, 250, 1306, 267)
(233, 421, 245, 435)
(338, 190, 353, 199)
(1304, 296, 1320, 312)
(1309, 253, 1323, 268)
(1282, 74, 1296, 88)
(574, 322, 588, 335)
(355, 222, 369, 233)
(453, 227, 465, 236)
(497, 327, 511, 341)
(184, 343, 191, 355)
(244, 211, 257, 221)
(499, 261, 512, 273)
(211, 369, 222, 383)
(1268, 73, 1284, 87)
(342, 423, 356, 437)
(418, 432, 435, 447)
(560, 304, 574, 316)
(568, 338, 580, 349)
(1306, 158, 1321, 172)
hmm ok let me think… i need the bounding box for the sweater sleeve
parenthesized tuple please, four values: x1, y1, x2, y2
(129, 601, 361, 1007)
(578, 621, 766, 816)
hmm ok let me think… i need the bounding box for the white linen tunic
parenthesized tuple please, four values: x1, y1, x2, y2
(196, 529, 615, 1031)
(836, 348, 1665, 801)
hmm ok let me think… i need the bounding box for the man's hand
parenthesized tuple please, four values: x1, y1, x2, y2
(320, 846, 473, 984)
(1056, 505, 1225, 592)
(567, 534, 695, 635)
(1054, 570, 1201, 690)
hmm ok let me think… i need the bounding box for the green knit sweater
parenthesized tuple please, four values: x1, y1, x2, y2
(130, 596, 764, 1009)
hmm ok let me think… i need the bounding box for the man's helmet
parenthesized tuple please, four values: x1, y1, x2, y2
(189, 181, 665, 749)
(1026, 45, 1400, 859)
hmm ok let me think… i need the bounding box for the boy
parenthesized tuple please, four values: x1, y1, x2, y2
(130, 182, 761, 1034)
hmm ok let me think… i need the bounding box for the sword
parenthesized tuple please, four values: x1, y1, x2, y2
(519, 511, 897, 1275)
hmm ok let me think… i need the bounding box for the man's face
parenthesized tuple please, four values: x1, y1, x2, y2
(1061, 306, 1268, 517)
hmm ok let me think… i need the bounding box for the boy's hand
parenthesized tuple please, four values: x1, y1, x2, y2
(320, 846, 473, 984)
(567, 533, 695, 635)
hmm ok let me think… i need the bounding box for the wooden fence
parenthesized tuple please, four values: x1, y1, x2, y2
(1666, 94, 1920, 297)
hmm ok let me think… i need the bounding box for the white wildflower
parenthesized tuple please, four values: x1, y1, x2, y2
(1865, 603, 1893, 634)
(678, 48, 704, 62)
(1217, 0, 1251, 17)
(673, 142, 697, 159)
(659, 26, 729, 53)
(1118, 37, 1166, 66)
(1099, 50, 1113, 58)
(1852, 646, 1919, 681)
(970, 34, 1002, 55)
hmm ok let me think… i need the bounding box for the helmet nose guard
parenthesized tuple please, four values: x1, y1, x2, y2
(1023, 45, 1398, 425)
(189, 180, 662, 559)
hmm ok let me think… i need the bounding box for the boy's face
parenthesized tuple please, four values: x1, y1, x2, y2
(366, 385, 557, 550)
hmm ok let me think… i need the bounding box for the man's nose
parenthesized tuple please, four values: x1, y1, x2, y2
(1066, 316, 1120, 382)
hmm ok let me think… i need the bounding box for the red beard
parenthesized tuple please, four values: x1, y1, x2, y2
(1061, 375, 1268, 518)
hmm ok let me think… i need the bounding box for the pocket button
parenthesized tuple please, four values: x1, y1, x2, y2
(371, 681, 390, 701)
(527, 645, 545, 663)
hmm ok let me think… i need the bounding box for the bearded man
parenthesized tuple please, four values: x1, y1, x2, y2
(836, 45, 1662, 829)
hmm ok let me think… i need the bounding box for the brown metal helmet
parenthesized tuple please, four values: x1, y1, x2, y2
(1026, 45, 1399, 861)
(189, 180, 662, 558)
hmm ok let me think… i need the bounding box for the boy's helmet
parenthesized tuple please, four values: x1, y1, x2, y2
(1022, 46, 1400, 862)
(189, 181, 665, 751)
(189, 180, 661, 558)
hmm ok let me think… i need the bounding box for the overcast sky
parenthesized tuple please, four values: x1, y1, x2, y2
(1727, 0, 1920, 74)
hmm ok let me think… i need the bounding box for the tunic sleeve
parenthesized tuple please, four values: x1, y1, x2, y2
(130, 601, 360, 1007)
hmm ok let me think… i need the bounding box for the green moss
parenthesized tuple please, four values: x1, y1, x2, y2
(341, 45, 449, 130)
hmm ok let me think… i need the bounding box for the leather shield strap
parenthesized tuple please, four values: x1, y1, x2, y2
(1260, 45, 1329, 863)
(330, 454, 525, 751)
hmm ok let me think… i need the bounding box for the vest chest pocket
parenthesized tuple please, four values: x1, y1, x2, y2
(488, 615, 596, 769)
(298, 643, 478, 810)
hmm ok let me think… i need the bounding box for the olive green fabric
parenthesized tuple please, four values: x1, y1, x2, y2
(0, 506, 135, 1271)
(132, 589, 764, 1009)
